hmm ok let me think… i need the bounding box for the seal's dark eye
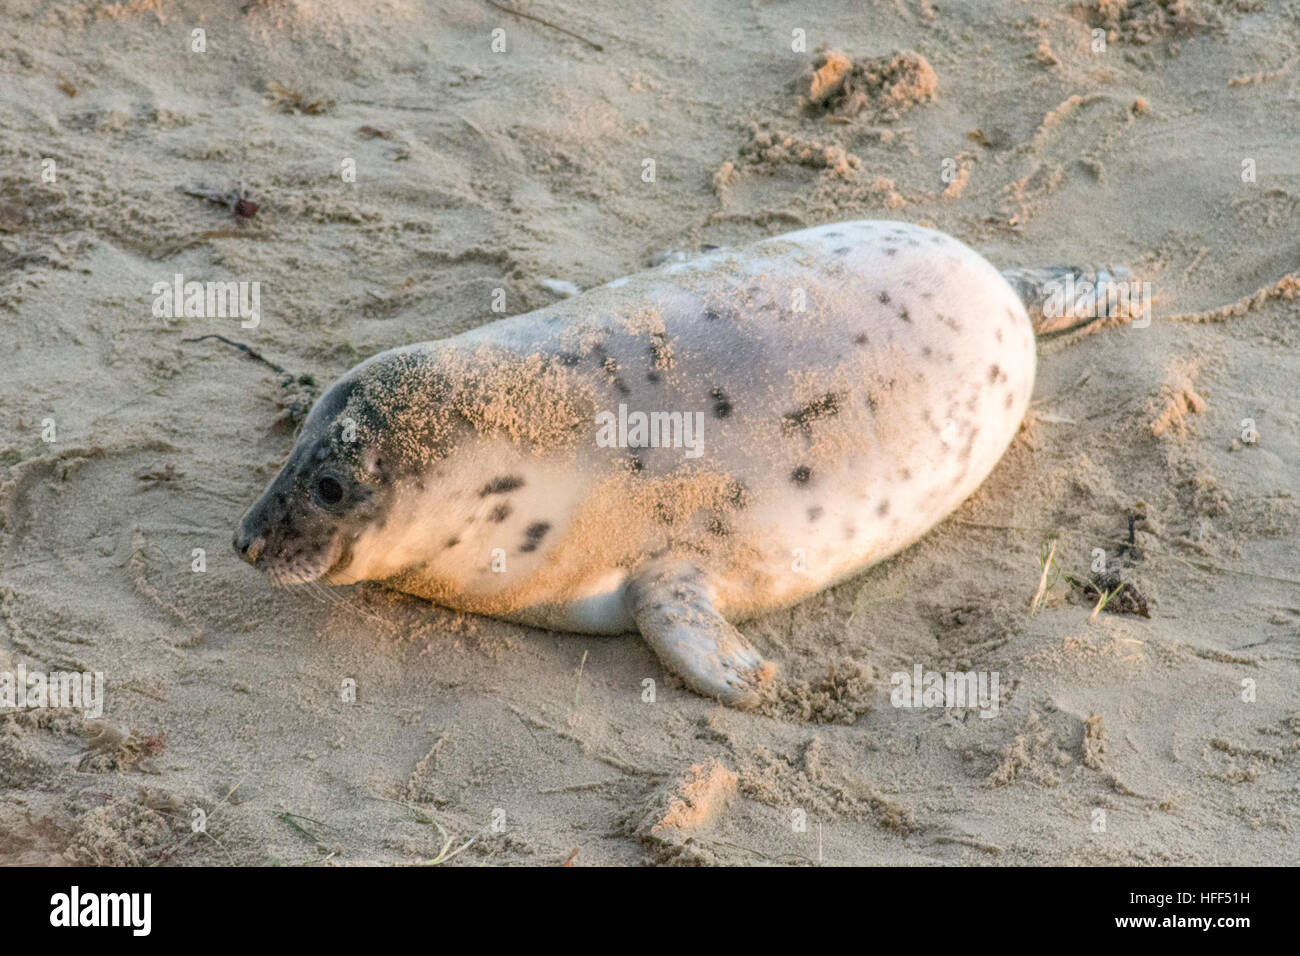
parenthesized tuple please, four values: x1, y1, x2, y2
(315, 475, 344, 506)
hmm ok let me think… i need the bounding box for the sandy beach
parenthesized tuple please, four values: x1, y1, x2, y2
(1, 0, 1297, 865)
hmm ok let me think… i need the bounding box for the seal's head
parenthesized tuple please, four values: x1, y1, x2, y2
(235, 341, 598, 593)
(235, 344, 493, 588)
(234, 371, 393, 586)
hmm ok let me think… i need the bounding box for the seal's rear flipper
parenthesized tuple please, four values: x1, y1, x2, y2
(1000, 265, 1145, 337)
(627, 561, 776, 709)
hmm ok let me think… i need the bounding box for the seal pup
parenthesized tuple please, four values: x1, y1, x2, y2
(234, 220, 1114, 707)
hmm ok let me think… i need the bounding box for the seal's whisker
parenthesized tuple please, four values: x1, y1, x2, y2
(299, 580, 339, 611)
(288, 581, 331, 610)
(306, 580, 393, 628)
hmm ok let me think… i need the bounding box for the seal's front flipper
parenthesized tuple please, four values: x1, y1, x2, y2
(626, 561, 776, 709)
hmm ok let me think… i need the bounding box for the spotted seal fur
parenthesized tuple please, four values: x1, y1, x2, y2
(236, 220, 1111, 707)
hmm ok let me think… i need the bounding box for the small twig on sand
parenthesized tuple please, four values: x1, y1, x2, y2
(396, 802, 477, 866)
(180, 184, 258, 218)
(483, 0, 604, 51)
(151, 778, 247, 866)
(275, 810, 329, 844)
(182, 334, 287, 376)
(932, 834, 1005, 856)
(1030, 539, 1058, 614)
(1089, 585, 1119, 622)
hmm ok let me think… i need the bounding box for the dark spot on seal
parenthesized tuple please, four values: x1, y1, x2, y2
(710, 386, 732, 418)
(931, 235, 944, 244)
(877, 500, 890, 517)
(782, 392, 843, 438)
(704, 307, 722, 321)
(921, 291, 933, 300)
(489, 503, 512, 523)
(922, 346, 933, 358)
(843, 523, 856, 540)
(519, 521, 551, 553)
(646, 370, 661, 384)
(791, 465, 812, 485)
(854, 333, 869, 346)
(884, 248, 898, 256)
(995, 328, 1003, 343)
(592, 344, 631, 396)
(649, 336, 673, 372)
(834, 246, 851, 255)
(825, 231, 843, 237)
(878, 292, 891, 305)
(898, 308, 911, 323)
(988, 364, 1001, 384)
(1006, 307, 1018, 325)
(603, 357, 631, 396)
(1005, 392, 1015, 409)
(807, 506, 823, 521)
(444, 536, 460, 549)
(480, 475, 524, 496)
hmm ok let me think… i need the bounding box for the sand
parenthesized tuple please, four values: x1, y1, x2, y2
(1, 0, 1297, 866)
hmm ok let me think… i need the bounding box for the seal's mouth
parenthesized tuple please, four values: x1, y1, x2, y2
(234, 471, 369, 589)
(245, 532, 349, 588)
(320, 533, 355, 583)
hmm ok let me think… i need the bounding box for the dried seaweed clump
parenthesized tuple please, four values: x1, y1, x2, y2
(804, 49, 938, 121)
(1078, 0, 1229, 45)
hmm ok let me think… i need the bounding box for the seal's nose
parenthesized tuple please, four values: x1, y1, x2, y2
(233, 526, 265, 566)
